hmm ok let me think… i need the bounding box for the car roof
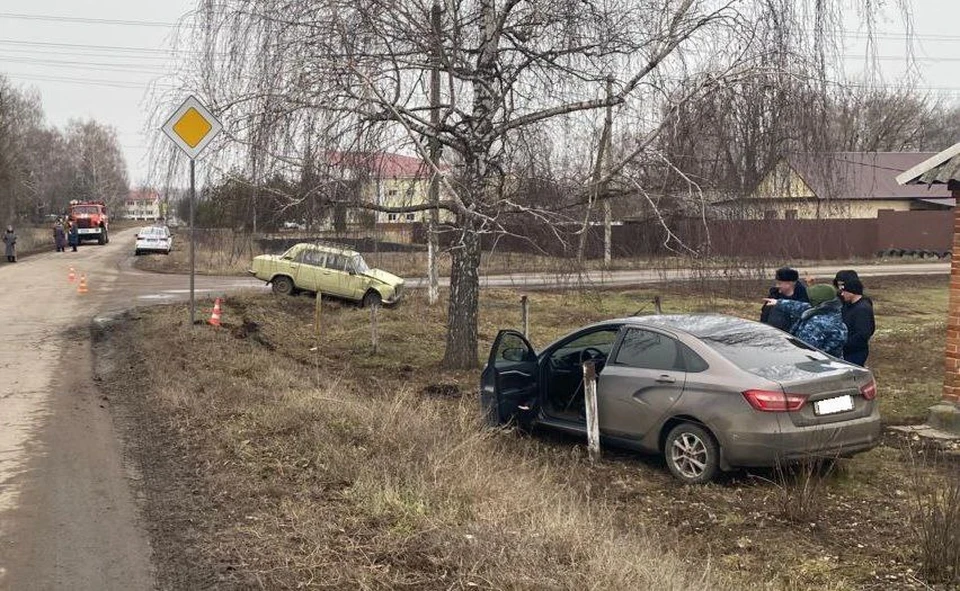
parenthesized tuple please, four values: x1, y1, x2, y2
(607, 314, 772, 338)
(293, 242, 359, 256)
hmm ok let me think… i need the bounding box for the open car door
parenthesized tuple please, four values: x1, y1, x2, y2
(480, 330, 538, 427)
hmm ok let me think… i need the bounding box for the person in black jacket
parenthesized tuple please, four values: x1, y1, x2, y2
(760, 267, 809, 332)
(833, 269, 859, 293)
(838, 278, 875, 366)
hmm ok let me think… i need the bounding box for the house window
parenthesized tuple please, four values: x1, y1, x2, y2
(387, 189, 398, 197)
(784, 210, 798, 220)
(405, 213, 415, 221)
(387, 213, 397, 221)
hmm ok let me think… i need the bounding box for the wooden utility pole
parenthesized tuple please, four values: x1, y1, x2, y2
(520, 295, 529, 338)
(602, 76, 614, 267)
(427, 0, 442, 305)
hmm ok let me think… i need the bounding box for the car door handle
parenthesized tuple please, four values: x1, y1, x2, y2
(655, 375, 676, 384)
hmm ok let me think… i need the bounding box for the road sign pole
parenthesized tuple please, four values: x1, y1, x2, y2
(160, 94, 223, 328)
(189, 158, 196, 326)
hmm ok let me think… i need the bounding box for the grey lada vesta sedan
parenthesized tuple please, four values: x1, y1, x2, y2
(480, 314, 880, 484)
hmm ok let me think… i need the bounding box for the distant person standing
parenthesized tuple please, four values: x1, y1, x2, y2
(3, 225, 16, 262)
(53, 218, 67, 252)
(838, 278, 875, 366)
(760, 267, 809, 332)
(67, 221, 79, 252)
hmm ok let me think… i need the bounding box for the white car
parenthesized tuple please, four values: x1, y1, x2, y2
(134, 226, 173, 255)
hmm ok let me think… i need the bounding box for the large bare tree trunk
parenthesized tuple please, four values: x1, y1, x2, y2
(443, 214, 481, 368)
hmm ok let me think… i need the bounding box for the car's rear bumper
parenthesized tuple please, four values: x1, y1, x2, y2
(136, 243, 170, 253)
(719, 412, 882, 468)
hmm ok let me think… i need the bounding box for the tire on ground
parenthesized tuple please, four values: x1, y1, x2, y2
(271, 275, 295, 296)
(664, 422, 720, 485)
(362, 290, 382, 308)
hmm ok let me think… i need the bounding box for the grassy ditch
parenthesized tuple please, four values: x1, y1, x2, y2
(98, 276, 951, 589)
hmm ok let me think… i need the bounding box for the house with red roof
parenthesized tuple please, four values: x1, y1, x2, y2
(324, 151, 452, 225)
(718, 152, 953, 219)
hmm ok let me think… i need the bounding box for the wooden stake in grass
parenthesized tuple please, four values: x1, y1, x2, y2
(583, 360, 600, 462)
(370, 302, 379, 354)
(521, 294, 529, 338)
(314, 291, 322, 337)
(653, 295, 662, 314)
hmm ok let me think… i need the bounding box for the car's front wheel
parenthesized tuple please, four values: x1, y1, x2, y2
(272, 275, 295, 296)
(664, 423, 720, 484)
(362, 290, 382, 308)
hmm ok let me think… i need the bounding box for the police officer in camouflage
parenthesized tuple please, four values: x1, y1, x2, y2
(764, 284, 847, 357)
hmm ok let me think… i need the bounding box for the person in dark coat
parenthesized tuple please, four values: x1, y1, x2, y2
(53, 219, 67, 252)
(832, 269, 859, 293)
(67, 221, 79, 252)
(3, 225, 16, 262)
(838, 278, 875, 366)
(760, 267, 809, 332)
(765, 284, 847, 357)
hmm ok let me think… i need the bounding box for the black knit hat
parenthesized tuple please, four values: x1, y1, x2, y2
(840, 278, 864, 296)
(833, 269, 859, 289)
(775, 267, 799, 282)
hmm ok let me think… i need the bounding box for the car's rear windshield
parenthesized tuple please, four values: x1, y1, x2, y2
(72, 205, 100, 214)
(700, 327, 831, 371)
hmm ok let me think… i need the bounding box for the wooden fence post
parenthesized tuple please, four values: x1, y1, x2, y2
(521, 295, 529, 338)
(371, 302, 380, 354)
(314, 292, 322, 336)
(654, 295, 662, 315)
(583, 361, 600, 462)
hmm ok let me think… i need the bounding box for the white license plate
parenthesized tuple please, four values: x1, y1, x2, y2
(814, 395, 854, 416)
(78, 228, 98, 234)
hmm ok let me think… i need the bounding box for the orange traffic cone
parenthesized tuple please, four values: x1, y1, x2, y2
(68, 267, 76, 283)
(208, 298, 223, 327)
(77, 274, 88, 294)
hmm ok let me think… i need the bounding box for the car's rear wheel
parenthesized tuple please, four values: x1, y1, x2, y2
(272, 275, 295, 296)
(362, 290, 382, 308)
(664, 423, 719, 484)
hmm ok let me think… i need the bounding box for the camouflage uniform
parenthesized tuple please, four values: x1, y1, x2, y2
(773, 298, 847, 358)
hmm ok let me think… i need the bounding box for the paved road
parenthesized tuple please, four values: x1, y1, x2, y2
(0, 230, 950, 589)
(0, 229, 265, 591)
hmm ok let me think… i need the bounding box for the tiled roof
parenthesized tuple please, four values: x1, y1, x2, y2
(324, 151, 437, 179)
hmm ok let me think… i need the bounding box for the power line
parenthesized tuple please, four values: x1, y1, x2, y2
(0, 38, 201, 56)
(0, 56, 173, 75)
(2, 72, 175, 90)
(0, 11, 183, 28)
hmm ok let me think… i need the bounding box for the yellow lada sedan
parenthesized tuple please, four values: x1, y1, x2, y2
(249, 242, 404, 307)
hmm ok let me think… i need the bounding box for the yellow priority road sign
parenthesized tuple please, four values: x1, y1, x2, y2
(161, 95, 223, 160)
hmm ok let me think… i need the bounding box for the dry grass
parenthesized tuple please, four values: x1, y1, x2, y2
(904, 445, 960, 585)
(106, 295, 744, 590)
(100, 275, 953, 590)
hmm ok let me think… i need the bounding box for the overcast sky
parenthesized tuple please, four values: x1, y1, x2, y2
(2, 1, 960, 188)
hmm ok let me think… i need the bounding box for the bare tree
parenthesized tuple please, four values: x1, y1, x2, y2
(177, 0, 909, 368)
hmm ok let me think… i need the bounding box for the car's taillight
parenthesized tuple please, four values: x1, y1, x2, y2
(742, 389, 807, 412)
(860, 380, 877, 400)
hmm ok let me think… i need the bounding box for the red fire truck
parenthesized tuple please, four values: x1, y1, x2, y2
(67, 200, 110, 245)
